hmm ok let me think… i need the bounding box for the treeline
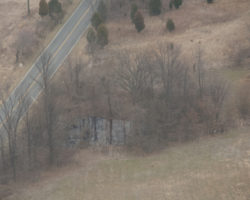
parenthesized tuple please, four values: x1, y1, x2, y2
(0, 53, 72, 182)
(1, 41, 249, 182)
(61, 43, 238, 152)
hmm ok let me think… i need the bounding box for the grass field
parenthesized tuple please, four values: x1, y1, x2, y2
(6, 128, 250, 200)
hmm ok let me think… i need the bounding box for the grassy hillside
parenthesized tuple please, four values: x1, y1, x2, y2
(6, 128, 250, 200)
(1, 0, 250, 199)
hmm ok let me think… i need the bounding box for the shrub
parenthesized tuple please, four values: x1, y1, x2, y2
(48, 0, 62, 15)
(149, 0, 162, 16)
(91, 12, 103, 30)
(134, 11, 145, 32)
(97, 24, 108, 48)
(207, 0, 213, 3)
(166, 18, 175, 32)
(39, 0, 49, 16)
(130, 3, 138, 23)
(98, 0, 107, 22)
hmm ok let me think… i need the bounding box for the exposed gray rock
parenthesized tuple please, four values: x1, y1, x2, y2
(66, 117, 130, 147)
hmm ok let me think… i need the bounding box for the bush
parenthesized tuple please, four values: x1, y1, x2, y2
(166, 18, 175, 32)
(133, 11, 145, 32)
(207, 0, 213, 3)
(149, 0, 162, 16)
(98, 0, 107, 22)
(48, 0, 62, 15)
(97, 24, 108, 48)
(39, 0, 49, 17)
(170, 0, 182, 9)
(130, 3, 138, 23)
(91, 12, 103, 30)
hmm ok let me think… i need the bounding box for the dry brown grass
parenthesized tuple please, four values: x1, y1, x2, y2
(102, 0, 250, 71)
(4, 128, 250, 200)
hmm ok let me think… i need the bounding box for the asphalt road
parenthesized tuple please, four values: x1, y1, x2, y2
(0, 0, 99, 139)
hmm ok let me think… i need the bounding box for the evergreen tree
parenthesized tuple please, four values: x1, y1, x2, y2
(98, 0, 107, 22)
(149, 0, 162, 16)
(166, 18, 175, 32)
(91, 12, 103, 30)
(97, 24, 109, 48)
(87, 27, 96, 44)
(39, 0, 49, 17)
(86, 27, 97, 53)
(130, 3, 138, 23)
(134, 11, 145, 33)
(48, 0, 62, 16)
(169, 1, 173, 10)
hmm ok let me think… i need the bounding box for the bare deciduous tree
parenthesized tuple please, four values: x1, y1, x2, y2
(194, 46, 206, 98)
(64, 57, 85, 98)
(35, 53, 57, 165)
(0, 92, 27, 180)
(237, 82, 250, 120)
(116, 51, 156, 104)
(24, 109, 33, 169)
(155, 43, 184, 101)
(0, 134, 6, 172)
(208, 76, 228, 122)
(101, 77, 113, 145)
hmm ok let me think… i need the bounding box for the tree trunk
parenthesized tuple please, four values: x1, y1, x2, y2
(16, 50, 19, 63)
(123, 122, 126, 145)
(0, 137, 6, 172)
(48, 130, 54, 165)
(109, 119, 112, 145)
(26, 113, 32, 169)
(27, 0, 30, 15)
(11, 151, 16, 181)
(8, 139, 17, 181)
(107, 89, 113, 145)
(93, 117, 98, 142)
